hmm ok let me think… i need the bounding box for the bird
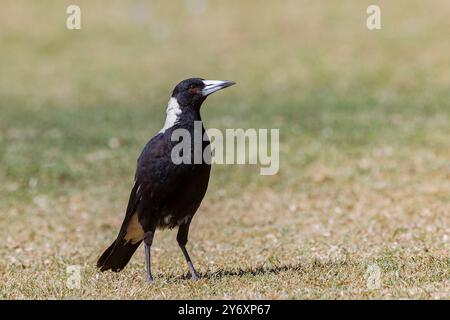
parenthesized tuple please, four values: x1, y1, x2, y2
(97, 78, 235, 282)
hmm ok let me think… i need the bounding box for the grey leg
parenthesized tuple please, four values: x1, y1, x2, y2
(177, 221, 199, 281)
(144, 230, 155, 283)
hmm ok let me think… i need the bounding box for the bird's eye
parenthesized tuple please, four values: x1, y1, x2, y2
(188, 86, 200, 94)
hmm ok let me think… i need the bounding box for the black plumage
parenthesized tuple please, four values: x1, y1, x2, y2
(97, 78, 235, 281)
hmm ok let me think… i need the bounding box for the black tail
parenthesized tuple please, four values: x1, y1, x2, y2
(97, 239, 142, 272)
(97, 181, 143, 272)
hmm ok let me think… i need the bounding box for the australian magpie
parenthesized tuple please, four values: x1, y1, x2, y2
(97, 78, 235, 281)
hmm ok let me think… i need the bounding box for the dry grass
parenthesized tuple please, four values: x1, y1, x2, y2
(0, 1, 449, 299)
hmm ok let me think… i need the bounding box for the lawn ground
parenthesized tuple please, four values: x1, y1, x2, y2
(0, 1, 449, 299)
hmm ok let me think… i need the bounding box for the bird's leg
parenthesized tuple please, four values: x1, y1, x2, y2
(144, 230, 155, 283)
(177, 221, 199, 281)
(181, 246, 198, 281)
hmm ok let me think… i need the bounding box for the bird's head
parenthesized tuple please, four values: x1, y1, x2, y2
(171, 78, 235, 110)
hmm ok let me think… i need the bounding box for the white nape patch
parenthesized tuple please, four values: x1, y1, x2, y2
(159, 97, 182, 133)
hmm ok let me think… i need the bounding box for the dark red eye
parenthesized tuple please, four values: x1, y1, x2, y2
(189, 86, 200, 94)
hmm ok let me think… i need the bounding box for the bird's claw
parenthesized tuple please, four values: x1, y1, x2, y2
(191, 273, 199, 281)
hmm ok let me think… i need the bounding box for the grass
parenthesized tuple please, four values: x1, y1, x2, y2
(0, 0, 449, 299)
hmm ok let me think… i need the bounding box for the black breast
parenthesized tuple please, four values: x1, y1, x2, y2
(135, 111, 211, 229)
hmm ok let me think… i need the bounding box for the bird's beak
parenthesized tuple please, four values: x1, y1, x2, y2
(202, 80, 236, 97)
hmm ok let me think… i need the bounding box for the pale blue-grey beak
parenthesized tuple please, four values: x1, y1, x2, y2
(201, 80, 236, 96)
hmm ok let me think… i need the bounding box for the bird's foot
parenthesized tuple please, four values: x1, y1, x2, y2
(147, 275, 154, 283)
(190, 272, 199, 281)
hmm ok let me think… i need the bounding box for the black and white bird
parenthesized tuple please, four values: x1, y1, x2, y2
(97, 78, 235, 281)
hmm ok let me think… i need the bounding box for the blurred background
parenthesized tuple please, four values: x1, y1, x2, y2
(0, 1, 449, 299)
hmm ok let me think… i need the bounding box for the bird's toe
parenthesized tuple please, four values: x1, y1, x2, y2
(191, 274, 199, 281)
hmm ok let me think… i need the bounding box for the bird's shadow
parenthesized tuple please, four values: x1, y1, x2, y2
(167, 263, 304, 281)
